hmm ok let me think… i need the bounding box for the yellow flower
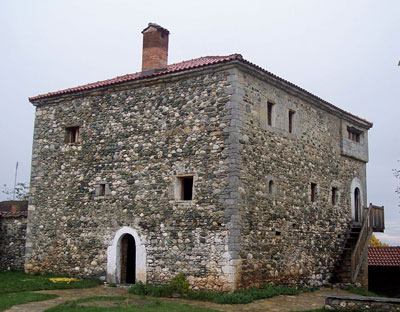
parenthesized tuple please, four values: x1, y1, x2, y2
(49, 277, 80, 284)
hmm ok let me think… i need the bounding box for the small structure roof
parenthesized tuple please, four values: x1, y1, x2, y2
(0, 200, 28, 212)
(0, 211, 28, 218)
(369, 247, 400, 267)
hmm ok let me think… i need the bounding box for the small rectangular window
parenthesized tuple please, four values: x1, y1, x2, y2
(179, 176, 193, 200)
(267, 102, 274, 126)
(311, 183, 317, 202)
(100, 184, 106, 196)
(331, 187, 337, 205)
(288, 110, 295, 133)
(65, 126, 79, 143)
(347, 127, 361, 143)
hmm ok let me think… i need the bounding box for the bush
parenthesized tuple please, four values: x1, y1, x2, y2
(128, 281, 174, 297)
(129, 278, 301, 305)
(169, 273, 189, 294)
(186, 290, 218, 302)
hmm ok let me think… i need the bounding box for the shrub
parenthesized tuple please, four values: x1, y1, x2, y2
(186, 290, 218, 302)
(169, 273, 190, 294)
(129, 280, 301, 304)
(128, 281, 147, 296)
(128, 282, 174, 297)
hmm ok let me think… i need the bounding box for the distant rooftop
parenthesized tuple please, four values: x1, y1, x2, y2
(369, 247, 400, 266)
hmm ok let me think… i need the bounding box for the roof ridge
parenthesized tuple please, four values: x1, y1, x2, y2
(27, 53, 372, 126)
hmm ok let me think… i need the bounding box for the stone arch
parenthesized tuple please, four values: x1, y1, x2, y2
(106, 226, 146, 284)
(350, 178, 364, 222)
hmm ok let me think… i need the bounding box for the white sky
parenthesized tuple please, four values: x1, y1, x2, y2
(0, 0, 399, 244)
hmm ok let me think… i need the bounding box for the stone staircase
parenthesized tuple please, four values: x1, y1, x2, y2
(331, 204, 385, 285)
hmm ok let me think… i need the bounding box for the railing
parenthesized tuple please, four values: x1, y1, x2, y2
(351, 204, 385, 282)
(370, 204, 385, 232)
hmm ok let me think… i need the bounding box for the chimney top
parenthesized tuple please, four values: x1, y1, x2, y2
(142, 23, 170, 35)
(141, 23, 170, 73)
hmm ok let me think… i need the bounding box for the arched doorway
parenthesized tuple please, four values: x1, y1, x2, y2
(106, 226, 147, 285)
(350, 178, 363, 223)
(354, 187, 361, 222)
(120, 234, 136, 284)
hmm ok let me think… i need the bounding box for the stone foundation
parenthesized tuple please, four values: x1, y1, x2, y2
(325, 294, 400, 311)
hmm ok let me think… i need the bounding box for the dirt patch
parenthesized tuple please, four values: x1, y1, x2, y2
(79, 298, 153, 308)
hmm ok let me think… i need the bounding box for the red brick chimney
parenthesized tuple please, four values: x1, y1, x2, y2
(141, 23, 169, 73)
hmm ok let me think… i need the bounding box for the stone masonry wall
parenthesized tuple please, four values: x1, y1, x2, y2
(235, 69, 368, 288)
(0, 212, 27, 271)
(26, 62, 371, 291)
(26, 68, 241, 291)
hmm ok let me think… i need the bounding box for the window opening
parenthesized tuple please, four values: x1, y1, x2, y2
(267, 102, 274, 126)
(311, 183, 317, 202)
(100, 184, 106, 196)
(288, 110, 295, 133)
(347, 127, 361, 143)
(66, 126, 79, 143)
(179, 176, 193, 200)
(268, 180, 274, 194)
(331, 187, 337, 205)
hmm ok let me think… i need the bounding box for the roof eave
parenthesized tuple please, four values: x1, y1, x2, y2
(29, 55, 373, 128)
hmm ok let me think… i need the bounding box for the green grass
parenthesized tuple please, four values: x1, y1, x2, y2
(45, 296, 221, 312)
(341, 285, 381, 297)
(0, 292, 58, 311)
(299, 310, 365, 312)
(129, 282, 301, 304)
(0, 271, 100, 294)
(0, 271, 100, 311)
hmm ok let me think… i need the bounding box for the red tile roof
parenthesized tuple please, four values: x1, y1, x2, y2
(369, 247, 400, 266)
(0, 200, 28, 212)
(29, 54, 240, 101)
(29, 54, 372, 126)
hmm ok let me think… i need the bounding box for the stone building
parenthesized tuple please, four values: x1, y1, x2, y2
(0, 210, 28, 271)
(25, 23, 384, 291)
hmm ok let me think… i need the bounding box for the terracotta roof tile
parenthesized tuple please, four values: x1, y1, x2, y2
(369, 247, 400, 266)
(29, 54, 240, 102)
(29, 53, 372, 126)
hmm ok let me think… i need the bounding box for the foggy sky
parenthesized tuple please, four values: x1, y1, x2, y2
(1, 0, 399, 244)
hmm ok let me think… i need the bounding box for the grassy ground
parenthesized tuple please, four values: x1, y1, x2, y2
(0, 271, 100, 294)
(342, 285, 381, 297)
(45, 296, 221, 312)
(0, 271, 100, 311)
(0, 293, 58, 311)
(128, 281, 302, 304)
(299, 310, 365, 312)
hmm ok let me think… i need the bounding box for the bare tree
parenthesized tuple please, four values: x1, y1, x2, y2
(2, 182, 29, 201)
